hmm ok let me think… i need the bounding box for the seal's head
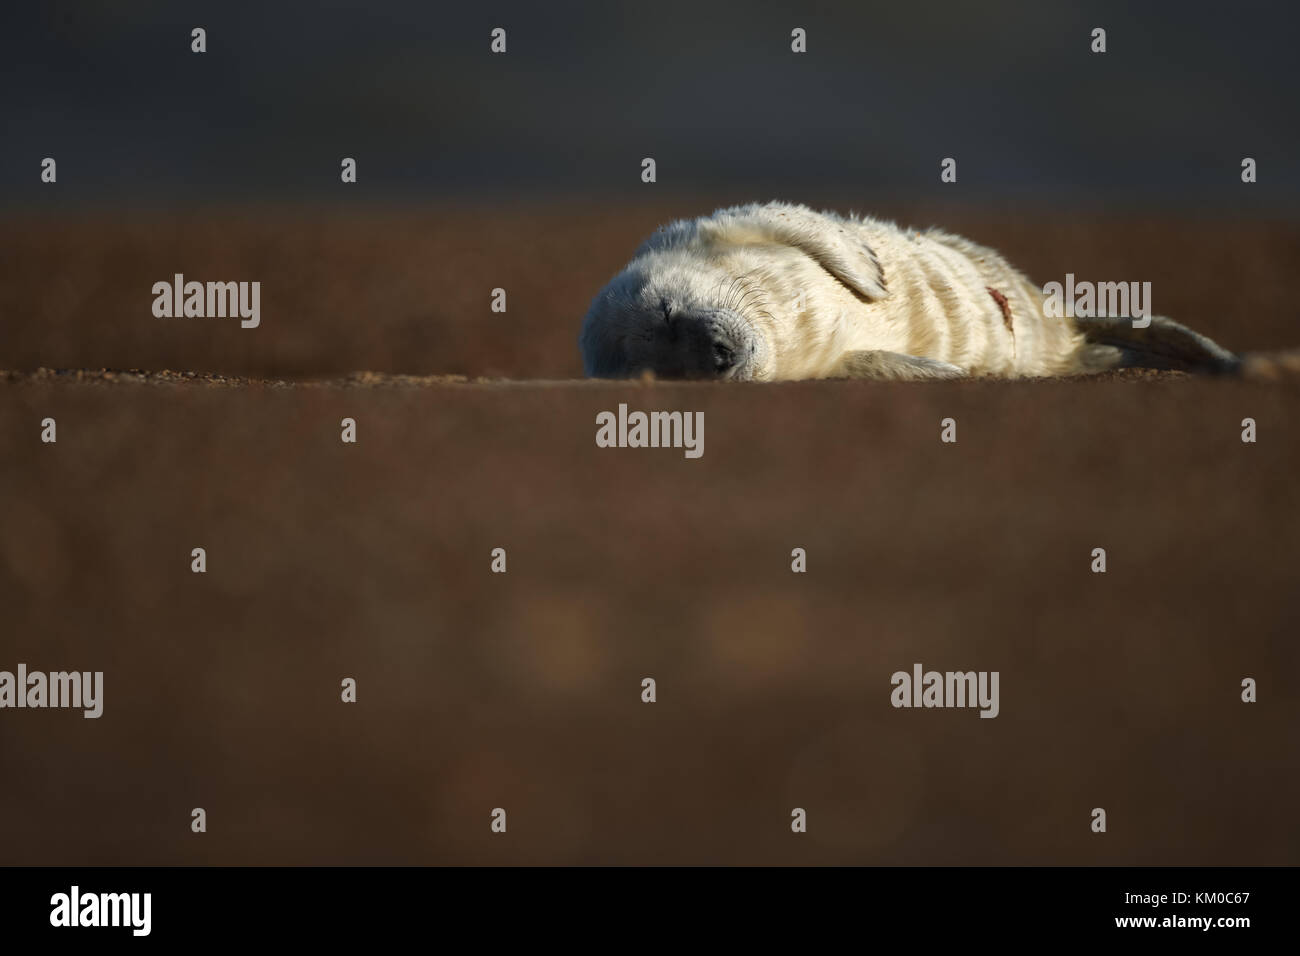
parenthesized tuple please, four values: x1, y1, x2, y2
(580, 203, 889, 382)
(579, 256, 771, 381)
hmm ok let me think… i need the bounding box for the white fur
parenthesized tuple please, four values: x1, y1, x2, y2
(582, 202, 1088, 380)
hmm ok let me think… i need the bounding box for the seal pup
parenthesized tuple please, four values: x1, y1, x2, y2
(579, 201, 1248, 381)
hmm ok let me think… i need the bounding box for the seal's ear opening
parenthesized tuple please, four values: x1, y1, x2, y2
(687, 202, 888, 303)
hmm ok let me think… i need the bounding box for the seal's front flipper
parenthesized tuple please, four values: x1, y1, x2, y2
(831, 350, 967, 381)
(1074, 315, 1241, 374)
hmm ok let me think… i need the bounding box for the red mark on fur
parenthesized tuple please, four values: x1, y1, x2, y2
(987, 286, 1013, 332)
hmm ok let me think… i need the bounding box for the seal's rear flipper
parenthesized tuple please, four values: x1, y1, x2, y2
(831, 351, 967, 381)
(1074, 316, 1241, 374)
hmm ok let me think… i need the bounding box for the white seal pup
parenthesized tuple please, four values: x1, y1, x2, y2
(579, 201, 1244, 381)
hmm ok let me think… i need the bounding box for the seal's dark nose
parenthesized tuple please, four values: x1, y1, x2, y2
(712, 341, 736, 373)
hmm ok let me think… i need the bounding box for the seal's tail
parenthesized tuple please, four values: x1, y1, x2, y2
(1073, 315, 1242, 375)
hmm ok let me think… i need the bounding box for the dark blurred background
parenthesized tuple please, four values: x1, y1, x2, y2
(2, 0, 1297, 209)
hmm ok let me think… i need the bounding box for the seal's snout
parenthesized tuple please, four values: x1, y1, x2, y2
(658, 312, 741, 379)
(580, 262, 769, 380)
(676, 313, 752, 379)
